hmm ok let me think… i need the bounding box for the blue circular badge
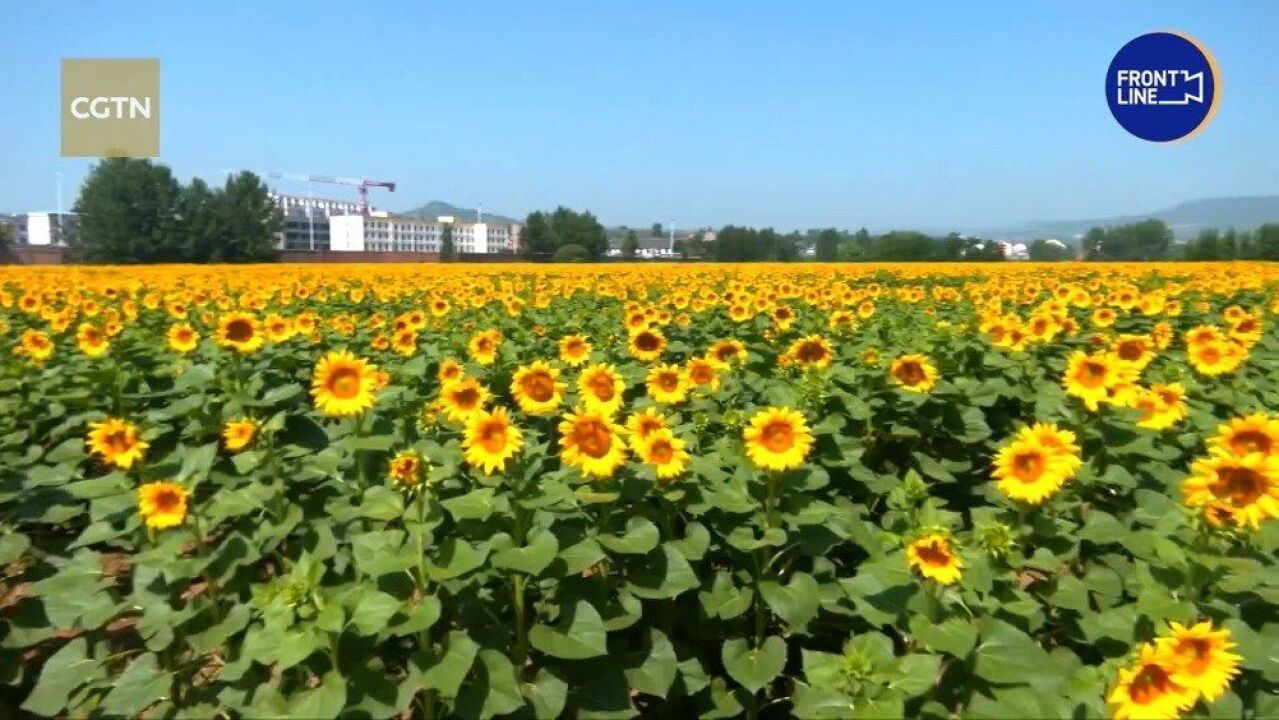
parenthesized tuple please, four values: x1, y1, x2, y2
(1106, 31, 1219, 142)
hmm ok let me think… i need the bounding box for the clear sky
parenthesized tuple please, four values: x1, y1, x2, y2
(2, 1, 1276, 232)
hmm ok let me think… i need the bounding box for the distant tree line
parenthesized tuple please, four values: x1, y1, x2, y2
(710, 227, 1006, 262)
(519, 207, 607, 262)
(1184, 225, 1279, 260)
(71, 159, 281, 263)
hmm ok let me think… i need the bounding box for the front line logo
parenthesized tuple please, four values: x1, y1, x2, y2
(1115, 69, 1203, 106)
(1105, 31, 1219, 143)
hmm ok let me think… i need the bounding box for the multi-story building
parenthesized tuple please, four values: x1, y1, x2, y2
(25, 213, 76, 246)
(329, 212, 520, 254)
(270, 192, 362, 251)
(0, 214, 28, 245)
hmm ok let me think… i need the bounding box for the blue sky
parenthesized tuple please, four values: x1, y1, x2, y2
(2, 2, 1275, 231)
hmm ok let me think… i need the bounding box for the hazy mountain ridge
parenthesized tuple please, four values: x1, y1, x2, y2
(1017, 195, 1279, 241)
(401, 201, 519, 225)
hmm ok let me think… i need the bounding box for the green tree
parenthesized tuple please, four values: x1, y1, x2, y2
(71, 158, 183, 263)
(1084, 220, 1171, 261)
(547, 207, 607, 260)
(1252, 224, 1279, 259)
(520, 211, 554, 260)
(815, 228, 839, 262)
(1028, 238, 1073, 261)
(1185, 229, 1223, 261)
(650, 222, 663, 238)
(441, 223, 456, 261)
(552, 243, 590, 262)
(178, 178, 220, 263)
(213, 171, 281, 262)
(622, 230, 639, 260)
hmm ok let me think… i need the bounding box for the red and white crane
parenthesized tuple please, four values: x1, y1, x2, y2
(268, 172, 396, 215)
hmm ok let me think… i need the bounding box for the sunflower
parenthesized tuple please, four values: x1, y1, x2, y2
(706, 339, 746, 368)
(137, 481, 189, 530)
(310, 350, 379, 417)
(264, 314, 296, 343)
(222, 418, 259, 452)
(646, 364, 689, 405)
(468, 329, 503, 365)
(511, 361, 566, 416)
(167, 323, 199, 354)
(685, 357, 721, 393)
(215, 312, 264, 354)
(438, 377, 490, 422)
(628, 328, 666, 362)
(559, 409, 628, 479)
(1182, 449, 1279, 529)
(1210, 413, 1279, 458)
(783, 334, 834, 370)
(625, 408, 669, 451)
(463, 407, 523, 474)
(86, 418, 148, 469)
(17, 329, 54, 362)
(1107, 643, 1197, 720)
(578, 363, 626, 416)
(388, 449, 425, 489)
(1062, 351, 1134, 411)
(75, 323, 109, 358)
(391, 329, 418, 357)
(1187, 339, 1246, 376)
(558, 334, 592, 367)
(437, 358, 465, 385)
(1155, 621, 1241, 703)
(1112, 334, 1155, 370)
(906, 533, 963, 585)
(742, 407, 813, 472)
(1133, 383, 1188, 431)
(636, 428, 690, 480)
(889, 354, 938, 394)
(991, 431, 1076, 505)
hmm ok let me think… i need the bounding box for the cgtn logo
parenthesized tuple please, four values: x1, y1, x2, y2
(1106, 32, 1219, 142)
(69, 95, 153, 120)
(61, 58, 160, 158)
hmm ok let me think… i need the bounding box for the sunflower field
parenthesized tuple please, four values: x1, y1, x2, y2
(1, 262, 1277, 719)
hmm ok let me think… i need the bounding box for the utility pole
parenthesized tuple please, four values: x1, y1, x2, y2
(668, 219, 675, 254)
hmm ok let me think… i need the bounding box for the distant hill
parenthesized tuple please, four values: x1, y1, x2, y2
(1016, 195, 1279, 242)
(401, 201, 519, 225)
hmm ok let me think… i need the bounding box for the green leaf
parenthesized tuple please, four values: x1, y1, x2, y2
(441, 487, 498, 522)
(625, 628, 678, 699)
(407, 630, 479, 698)
(522, 668, 568, 719)
(456, 649, 525, 720)
(288, 671, 347, 720)
(627, 544, 699, 600)
(347, 589, 402, 636)
(598, 516, 659, 554)
(359, 485, 405, 521)
(101, 653, 171, 717)
(426, 538, 490, 581)
(760, 572, 821, 630)
(21, 638, 105, 716)
(491, 528, 559, 576)
(791, 683, 856, 719)
(908, 615, 977, 658)
(699, 571, 753, 620)
(973, 619, 1052, 685)
(722, 636, 787, 693)
(530, 599, 608, 659)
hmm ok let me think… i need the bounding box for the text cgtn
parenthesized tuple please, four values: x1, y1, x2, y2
(69, 96, 152, 120)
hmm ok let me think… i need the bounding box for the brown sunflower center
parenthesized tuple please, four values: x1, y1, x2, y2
(1076, 360, 1108, 388)
(634, 332, 660, 351)
(478, 419, 509, 452)
(1229, 430, 1271, 456)
(690, 364, 714, 385)
(656, 372, 680, 392)
(760, 420, 795, 452)
(1172, 638, 1212, 675)
(1127, 664, 1174, 705)
(1212, 467, 1266, 507)
(453, 386, 480, 408)
(225, 319, 253, 342)
(153, 489, 181, 513)
(1117, 341, 1145, 361)
(649, 439, 675, 464)
(327, 367, 361, 399)
(588, 373, 616, 401)
(796, 341, 827, 363)
(1011, 450, 1046, 482)
(895, 361, 925, 385)
(521, 372, 556, 402)
(573, 420, 612, 458)
(914, 541, 952, 568)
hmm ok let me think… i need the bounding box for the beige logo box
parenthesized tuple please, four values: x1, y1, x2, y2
(61, 58, 160, 158)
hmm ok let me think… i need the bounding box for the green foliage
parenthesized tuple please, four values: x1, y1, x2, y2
(622, 230, 640, 260)
(551, 243, 590, 262)
(441, 224, 456, 261)
(521, 207, 607, 261)
(72, 160, 280, 264)
(1084, 219, 1172, 260)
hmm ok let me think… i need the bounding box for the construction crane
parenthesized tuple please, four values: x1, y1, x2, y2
(268, 172, 396, 215)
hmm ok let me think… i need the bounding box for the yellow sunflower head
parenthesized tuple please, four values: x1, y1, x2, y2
(215, 312, 264, 354)
(742, 407, 813, 472)
(889, 354, 938, 394)
(645, 364, 689, 405)
(1154, 621, 1241, 703)
(992, 433, 1074, 505)
(1106, 643, 1197, 720)
(138, 481, 189, 530)
(578, 363, 626, 416)
(167, 323, 200, 354)
(388, 449, 426, 489)
(559, 409, 628, 479)
(511, 360, 566, 416)
(558, 334, 592, 367)
(221, 418, 260, 452)
(310, 350, 379, 417)
(86, 417, 148, 469)
(76, 323, 110, 358)
(463, 407, 523, 475)
(1211, 413, 1279, 458)
(1182, 450, 1279, 529)
(637, 428, 690, 481)
(906, 532, 963, 585)
(628, 328, 666, 362)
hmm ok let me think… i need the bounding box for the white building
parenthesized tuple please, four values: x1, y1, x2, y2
(25, 213, 76, 246)
(270, 192, 363, 251)
(329, 212, 519, 254)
